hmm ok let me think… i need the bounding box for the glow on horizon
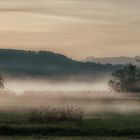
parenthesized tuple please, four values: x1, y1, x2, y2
(0, 0, 140, 59)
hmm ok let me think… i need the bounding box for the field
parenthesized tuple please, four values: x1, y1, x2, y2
(0, 137, 139, 140)
(0, 111, 140, 137)
(0, 90, 140, 139)
(0, 136, 139, 140)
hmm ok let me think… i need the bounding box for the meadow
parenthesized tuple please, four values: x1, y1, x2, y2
(0, 136, 140, 140)
(0, 90, 140, 139)
(0, 136, 139, 140)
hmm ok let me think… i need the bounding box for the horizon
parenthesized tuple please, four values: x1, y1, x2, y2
(0, 0, 140, 60)
(0, 48, 138, 61)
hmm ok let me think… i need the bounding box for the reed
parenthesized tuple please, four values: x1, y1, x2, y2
(26, 106, 83, 123)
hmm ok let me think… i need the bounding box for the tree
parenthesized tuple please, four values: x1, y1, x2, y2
(135, 56, 140, 62)
(108, 63, 140, 92)
(135, 56, 140, 80)
(0, 74, 4, 89)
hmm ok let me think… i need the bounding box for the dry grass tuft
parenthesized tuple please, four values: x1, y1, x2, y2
(26, 106, 83, 123)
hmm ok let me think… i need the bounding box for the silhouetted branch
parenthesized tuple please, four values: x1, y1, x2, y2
(135, 56, 140, 62)
(0, 74, 4, 89)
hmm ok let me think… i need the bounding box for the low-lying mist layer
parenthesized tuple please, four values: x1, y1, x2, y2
(0, 90, 140, 115)
(0, 77, 139, 116)
(4, 77, 109, 93)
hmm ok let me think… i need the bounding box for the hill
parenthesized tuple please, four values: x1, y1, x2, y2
(83, 56, 139, 65)
(0, 49, 122, 77)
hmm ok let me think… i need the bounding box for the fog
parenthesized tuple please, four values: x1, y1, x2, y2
(0, 77, 139, 116)
(4, 78, 109, 94)
(0, 89, 140, 115)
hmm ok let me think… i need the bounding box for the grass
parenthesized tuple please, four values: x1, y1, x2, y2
(0, 109, 139, 137)
(0, 89, 140, 139)
(26, 106, 83, 123)
(0, 136, 139, 140)
(0, 119, 139, 137)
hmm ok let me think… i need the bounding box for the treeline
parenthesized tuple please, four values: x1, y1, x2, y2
(0, 49, 122, 77)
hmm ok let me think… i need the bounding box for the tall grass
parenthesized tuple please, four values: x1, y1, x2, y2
(26, 106, 83, 123)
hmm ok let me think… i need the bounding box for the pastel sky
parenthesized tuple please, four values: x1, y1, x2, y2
(0, 0, 140, 59)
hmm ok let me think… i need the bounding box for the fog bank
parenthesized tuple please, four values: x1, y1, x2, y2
(4, 77, 109, 94)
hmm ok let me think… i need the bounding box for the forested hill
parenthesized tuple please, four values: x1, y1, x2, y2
(0, 49, 122, 77)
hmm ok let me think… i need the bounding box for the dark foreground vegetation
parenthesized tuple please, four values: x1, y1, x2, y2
(0, 108, 140, 138)
(0, 136, 139, 140)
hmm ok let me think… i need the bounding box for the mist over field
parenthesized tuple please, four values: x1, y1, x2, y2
(0, 49, 138, 120)
(4, 77, 109, 94)
(0, 75, 139, 115)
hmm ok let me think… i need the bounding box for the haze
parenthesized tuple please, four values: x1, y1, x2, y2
(0, 0, 140, 59)
(4, 78, 108, 94)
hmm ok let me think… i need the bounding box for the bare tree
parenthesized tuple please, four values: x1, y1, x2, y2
(108, 63, 139, 92)
(135, 56, 140, 62)
(0, 74, 4, 89)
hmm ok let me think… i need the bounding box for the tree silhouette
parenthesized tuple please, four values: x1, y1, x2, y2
(0, 74, 4, 89)
(109, 63, 140, 92)
(135, 56, 140, 81)
(135, 56, 140, 62)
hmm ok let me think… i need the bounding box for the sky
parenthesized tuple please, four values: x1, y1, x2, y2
(0, 0, 140, 60)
